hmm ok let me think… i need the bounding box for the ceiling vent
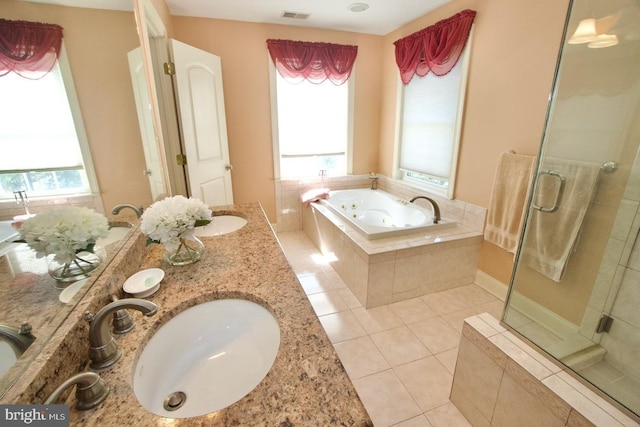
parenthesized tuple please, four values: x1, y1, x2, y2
(281, 11, 310, 20)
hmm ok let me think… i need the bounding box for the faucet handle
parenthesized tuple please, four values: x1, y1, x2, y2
(45, 371, 109, 410)
(110, 296, 135, 335)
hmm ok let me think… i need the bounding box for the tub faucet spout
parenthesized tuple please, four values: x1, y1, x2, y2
(409, 196, 441, 224)
(85, 298, 157, 370)
(111, 204, 144, 218)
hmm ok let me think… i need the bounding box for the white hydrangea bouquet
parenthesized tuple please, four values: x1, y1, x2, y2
(19, 206, 109, 282)
(140, 195, 212, 265)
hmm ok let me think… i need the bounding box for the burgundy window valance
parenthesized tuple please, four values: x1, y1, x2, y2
(394, 9, 476, 85)
(0, 18, 63, 79)
(267, 39, 357, 85)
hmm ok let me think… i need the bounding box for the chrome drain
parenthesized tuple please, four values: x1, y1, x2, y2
(163, 391, 187, 411)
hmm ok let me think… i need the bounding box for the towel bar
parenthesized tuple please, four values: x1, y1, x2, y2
(533, 170, 565, 213)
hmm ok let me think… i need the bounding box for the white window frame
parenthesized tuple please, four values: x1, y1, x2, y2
(268, 57, 355, 180)
(0, 44, 100, 201)
(393, 30, 473, 199)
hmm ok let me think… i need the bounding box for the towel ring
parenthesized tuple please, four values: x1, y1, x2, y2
(533, 170, 565, 213)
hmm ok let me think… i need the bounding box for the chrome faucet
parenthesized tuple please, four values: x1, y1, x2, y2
(409, 196, 441, 224)
(111, 204, 144, 218)
(84, 298, 157, 370)
(45, 371, 109, 410)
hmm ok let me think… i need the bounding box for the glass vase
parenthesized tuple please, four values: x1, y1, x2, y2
(164, 233, 204, 266)
(48, 249, 103, 285)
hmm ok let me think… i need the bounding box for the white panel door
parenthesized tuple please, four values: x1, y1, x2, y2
(170, 39, 233, 206)
(127, 47, 165, 201)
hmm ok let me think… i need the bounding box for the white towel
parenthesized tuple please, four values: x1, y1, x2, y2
(301, 188, 330, 207)
(484, 152, 536, 253)
(521, 160, 600, 282)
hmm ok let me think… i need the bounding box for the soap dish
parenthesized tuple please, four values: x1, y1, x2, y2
(123, 268, 164, 298)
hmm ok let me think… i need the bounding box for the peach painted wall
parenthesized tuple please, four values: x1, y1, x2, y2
(2, 1, 152, 215)
(379, 0, 571, 284)
(171, 18, 383, 222)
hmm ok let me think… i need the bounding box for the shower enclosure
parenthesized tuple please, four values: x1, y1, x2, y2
(503, 0, 640, 420)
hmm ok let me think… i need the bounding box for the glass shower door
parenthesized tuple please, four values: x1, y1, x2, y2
(503, 0, 640, 419)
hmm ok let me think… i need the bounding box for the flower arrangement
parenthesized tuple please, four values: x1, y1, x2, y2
(19, 206, 109, 264)
(140, 196, 212, 265)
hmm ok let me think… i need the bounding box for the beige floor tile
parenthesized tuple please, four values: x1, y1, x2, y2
(318, 311, 367, 343)
(441, 307, 480, 333)
(391, 415, 434, 427)
(298, 271, 341, 295)
(307, 290, 349, 316)
(421, 289, 472, 316)
(353, 369, 423, 427)
(371, 326, 431, 367)
(288, 257, 325, 276)
(474, 299, 505, 321)
(408, 317, 461, 354)
(389, 298, 439, 324)
(434, 347, 459, 375)
(337, 287, 362, 309)
(449, 284, 499, 306)
(394, 357, 454, 412)
(425, 402, 472, 427)
(334, 336, 391, 379)
(352, 305, 404, 334)
(324, 269, 349, 289)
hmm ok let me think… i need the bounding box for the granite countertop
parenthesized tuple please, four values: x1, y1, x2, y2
(68, 203, 371, 426)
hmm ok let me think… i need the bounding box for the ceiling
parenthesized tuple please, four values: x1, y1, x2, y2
(22, 0, 451, 35)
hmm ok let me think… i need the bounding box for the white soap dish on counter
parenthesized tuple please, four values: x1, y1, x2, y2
(123, 268, 164, 298)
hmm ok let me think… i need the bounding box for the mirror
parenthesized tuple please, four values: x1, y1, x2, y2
(0, 0, 150, 398)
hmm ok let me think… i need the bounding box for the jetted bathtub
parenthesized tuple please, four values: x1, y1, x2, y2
(316, 188, 456, 240)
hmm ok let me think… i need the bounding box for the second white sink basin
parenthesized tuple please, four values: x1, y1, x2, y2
(194, 215, 247, 237)
(133, 299, 280, 418)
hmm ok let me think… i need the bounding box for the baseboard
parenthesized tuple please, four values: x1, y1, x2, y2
(474, 270, 508, 302)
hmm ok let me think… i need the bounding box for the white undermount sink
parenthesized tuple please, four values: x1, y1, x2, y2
(194, 215, 247, 237)
(133, 299, 280, 418)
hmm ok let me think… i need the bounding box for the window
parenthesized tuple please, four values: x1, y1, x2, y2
(397, 42, 471, 198)
(271, 67, 353, 179)
(0, 50, 95, 200)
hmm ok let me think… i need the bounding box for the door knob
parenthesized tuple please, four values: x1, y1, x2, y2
(225, 164, 233, 171)
(143, 169, 152, 176)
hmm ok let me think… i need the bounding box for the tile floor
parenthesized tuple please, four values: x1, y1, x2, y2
(276, 231, 506, 427)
